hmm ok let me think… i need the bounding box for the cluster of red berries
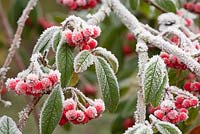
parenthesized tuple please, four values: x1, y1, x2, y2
(59, 98, 105, 125)
(183, 2, 200, 14)
(152, 96, 198, 124)
(64, 25, 101, 50)
(184, 81, 200, 94)
(160, 52, 187, 70)
(57, 0, 100, 10)
(174, 95, 198, 109)
(122, 32, 135, 56)
(6, 70, 60, 96)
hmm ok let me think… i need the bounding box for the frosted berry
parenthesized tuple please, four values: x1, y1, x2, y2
(41, 78, 52, 89)
(179, 112, 188, 121)
(167, 110, 178, 120)
(87, 38, 97, 49)
(190, 98, 199, 107)
(75, 110, 86, 123)
(154, 110, 164, 120)
(182, 99, 191, 108)
(85, 106, 97, 119)
(94, 99, 105, 115)
(48, 70, 60, 85)
(183, 82, 192, 91)
(6, 78, 19, 90)
(63, 98, 76, 111)
(65, 110, 78, 121)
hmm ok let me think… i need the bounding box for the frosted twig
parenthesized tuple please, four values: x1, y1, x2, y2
(108, 0, 200, 77)
(87, 3, 111, 25)
(135, 39, 149, 124)
(17, 96, 41, 131)
(0, 0, 39, 87)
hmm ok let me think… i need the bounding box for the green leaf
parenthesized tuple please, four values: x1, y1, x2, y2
(94, 47, 119, 73)
(155, 121, 182, 134)
(33, 26, 61, 54)
(144, 56, 168, 107)
(74, 50, 94, 73)
(0, 116, 21, 134)
(52, 31, 62, 52)
(111, 115, 125, 134)
(129, 0, 140, 10)
(124, 124, 153, 134)
(155, 0, 177, 13)
(94, 56, 120, 112)
(40, 85, 63, 134)
(56, 40, 74, 88)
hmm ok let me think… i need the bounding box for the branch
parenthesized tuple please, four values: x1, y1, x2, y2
(87, 3, 111, 25)
(135, 40, 149, 124)
(0, 0, 39, 85)
(109, 0, 200, 77)
(17, 96, 41, 131)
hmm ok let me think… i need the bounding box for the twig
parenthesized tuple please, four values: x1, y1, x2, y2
(0, 0, 39, 87)
(135, 39, 149, 124)
(108, 0, 200, 77)
(17, 96, 41, 131)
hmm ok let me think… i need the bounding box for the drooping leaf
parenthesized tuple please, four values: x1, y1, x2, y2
(155, 121, 182, 134)
(56, 40, 74, 88)
(52, 31, 62, 52)
(0, 116, 21, 134)
(129, 0, 140, 10)
(154, 0, 177, 13)
(94, 56, 120, 112)
(40, 85, 63, 134)
(94, 47, 119, 73)
(74, 50, 94, 73)
(144, 56, 168, 107)
(33, 26, 61, 54)
(124, 124, 153, 134)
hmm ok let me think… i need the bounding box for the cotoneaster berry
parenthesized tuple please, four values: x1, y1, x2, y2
(57, 0, 100, 10)
(59, 97, 105, 126)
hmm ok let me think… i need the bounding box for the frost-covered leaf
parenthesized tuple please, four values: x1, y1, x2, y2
(155, 121, 182, 134)
(0, 116, 21, 134)
(94, 47, 119, 73)
(124, 124, 153, 134)
(52, 31, 62, 52)
(94, 56, 120, 112)
(56, 40, 74, 88)
(74, 50, 94, 73)
(144, 56, 168, 107)
(33, 26, 61, 54)
(40, 85, 63, 134)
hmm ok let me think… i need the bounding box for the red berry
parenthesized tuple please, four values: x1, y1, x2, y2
(182, 99, 191, 108)
(63, 99, 76, 111)
(72, 31, 84, 44)
(87, 0, 97, 8)
(123, 118, 135, 129)
(190, 98, 198, 107)
(82, 45, 91, 50)
(162, 116, 170, 122)
(87, 38, 97, 49)
(48, 70, 60, 85)
(126, 32, 135, 41)
(41, 78, 52, 89)
(92, 26, 101, 38)
(123, 45, 132, 56)
(94, 99, 105, 115)
(195, 3, 200, 13)
(33, 81, 43, 92)
(160, 52, 169, 59)
(85, 106, 97, 119)
(0, 87, 7, 94)
(83, 84, 96, 96)
(75, 110, 86, 123)
(187, 2, 195, 11)
(65, 110, 78, 121)
(167, 110, 178, 120)
(179, 112, 188, 121)
(191, 82, 200, 92)
(175, 96, 185, 104)
(185, 18, 193, 27)
(178, 108, 188, 114)
(6, 78, 19, 90)
(154, 110, 164, 120)
(170, 36, 179, 45)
